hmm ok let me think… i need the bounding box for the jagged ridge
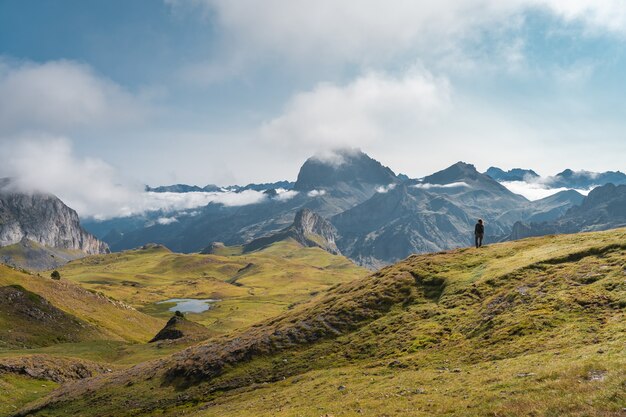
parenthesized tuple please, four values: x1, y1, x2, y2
(243, 208, 340, 255)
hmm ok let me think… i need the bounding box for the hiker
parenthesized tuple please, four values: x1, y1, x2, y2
(474, 219, 485, 248)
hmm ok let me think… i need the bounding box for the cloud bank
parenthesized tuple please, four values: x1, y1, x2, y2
(0, 137, 297, 219)
(500, 180, 592, 201)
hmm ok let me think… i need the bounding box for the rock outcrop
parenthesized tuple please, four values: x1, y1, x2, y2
(244, 208, 340, 255)
(149, 315, 211, 343)
(0, 188, 109, 255)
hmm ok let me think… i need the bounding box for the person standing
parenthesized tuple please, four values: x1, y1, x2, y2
(474, 219, 485, 248)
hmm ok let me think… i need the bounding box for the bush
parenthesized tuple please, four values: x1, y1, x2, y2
(50, 270, 61, 280)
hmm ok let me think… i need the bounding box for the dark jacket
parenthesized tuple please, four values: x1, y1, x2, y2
(475, 223, 484, 235)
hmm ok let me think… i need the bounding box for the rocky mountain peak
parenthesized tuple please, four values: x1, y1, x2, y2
(485, 167, 540, 182)
(422, 161, 480, 184)
(579, 183, 625, 210)
(294, 149, 397, 191)
(292, 208, 335, 239)
(244, 208, 340, 255)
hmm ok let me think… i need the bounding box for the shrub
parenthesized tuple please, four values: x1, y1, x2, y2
(50, 270, 61, 280)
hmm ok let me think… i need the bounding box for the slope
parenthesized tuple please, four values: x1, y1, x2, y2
(19, 228, 626, 416)
(0, 285, 103, 349)
(509, 183, 626, 240)
(0, 264, 163, 343)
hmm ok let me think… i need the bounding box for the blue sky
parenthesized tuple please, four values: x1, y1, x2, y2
(1, 0, 625, 217)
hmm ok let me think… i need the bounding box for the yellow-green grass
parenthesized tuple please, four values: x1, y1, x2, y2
(0, 374, 57, 416)
(0, 340, 202, 367)
(190, 342, 625, 417)
(54, 240, 368, 336)
(20, 228, 626, 416)
(0, 284, 104, 349)
(0, 264, 163, 344)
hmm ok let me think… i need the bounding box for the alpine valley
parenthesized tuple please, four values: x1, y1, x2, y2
(1, 150, 625, 417)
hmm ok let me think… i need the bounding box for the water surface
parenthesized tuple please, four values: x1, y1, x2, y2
(157, 298, 220, 313)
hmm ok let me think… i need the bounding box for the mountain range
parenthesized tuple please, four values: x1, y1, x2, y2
(509, 183, 626, 240)
(76, 150, 625, 269)
(486, 166, 626, 189)
(3, 151, 624, 270)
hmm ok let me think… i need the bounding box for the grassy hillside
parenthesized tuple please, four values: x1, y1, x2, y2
(0, 265, 163, 344)
(0, 285, 103, 349)
(17, 228, 626, 417)
(54, 240, 368, 336)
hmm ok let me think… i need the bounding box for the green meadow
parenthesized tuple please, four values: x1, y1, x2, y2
(12, 228, 626, 417)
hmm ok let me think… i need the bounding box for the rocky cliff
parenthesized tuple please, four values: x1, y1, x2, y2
(0, 189, 109, 255)
(243, 208, 340, 255)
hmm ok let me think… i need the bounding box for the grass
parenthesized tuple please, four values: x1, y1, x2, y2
(0, 374, 58, 416)
(16, 228, 626, 417)
(54, 240, 367, 336)
(0, 284, 103, 349)
(0, 265, 163, 344)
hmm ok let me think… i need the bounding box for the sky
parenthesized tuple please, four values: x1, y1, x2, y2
(1, 0, 626, 217)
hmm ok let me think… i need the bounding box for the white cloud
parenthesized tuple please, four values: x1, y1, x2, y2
(0, 137, 294, 220)
(156, 216, 179, 225)
(167, 0, 626, 73)
(274, 189, 299, 201)
(500, 180, 591, 201)
(307, 189, 327, 197)
(261, 69, 450, 152)
(413, 181, 470, 190)
(0, 59, 150, 135)
(0, 136, 142, 219)
(375, 184, 397, 193)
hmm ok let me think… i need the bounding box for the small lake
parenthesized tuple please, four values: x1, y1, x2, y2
(157, 298, 220, 313)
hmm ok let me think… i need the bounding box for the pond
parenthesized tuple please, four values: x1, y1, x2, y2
(157, 298, 220, 313)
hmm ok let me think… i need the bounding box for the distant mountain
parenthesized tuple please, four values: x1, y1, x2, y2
(105, 150, 397, 253)
(0, 186, 109, 257)
(332, 184, 472, 269)
(146, 181, 295, 194)
(294, 149, 397, 191)
(332, 163, 529, 268)
(225, 181, 295, 192)
(243, 208, 340, 254)
(508, 183, 626, 240)
(83, 154, 625, 270)
(146, 184, 205, 193)
(484, 167, 540, 182)
(497, 189, 585, 225)
(545, 169, 626, 189)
